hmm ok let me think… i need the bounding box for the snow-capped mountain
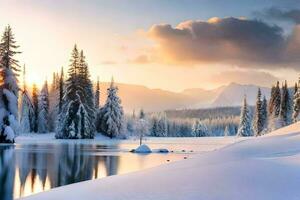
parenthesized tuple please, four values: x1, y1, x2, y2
(211, 82, 271, 107)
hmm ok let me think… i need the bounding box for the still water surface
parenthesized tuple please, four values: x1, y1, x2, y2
(0, 140, 205, 200)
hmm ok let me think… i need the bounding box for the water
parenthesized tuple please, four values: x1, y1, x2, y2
(0, 137, 235, 200)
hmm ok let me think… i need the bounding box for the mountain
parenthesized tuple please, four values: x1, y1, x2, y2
(211, 82, 271, 107)
(98, 82, 271, 113)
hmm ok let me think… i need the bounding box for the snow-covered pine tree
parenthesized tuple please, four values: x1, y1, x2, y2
(77, 50, 96, 138)
(56, 46, 96, 139)
(261, 96, 268, 132)
(95, 77, 100, 109)
(19, 65, 33, 133)
(98, 78, 124, 138)
(237, 96, 252, 137)
(56, 45, 81, 139)
(0, 25, 21, 142)
(279, 81, 292, 127)
(268, 85, 276, 115)
(32, 83, 39, 132)
(293, 77, 300, 122)
(192, 120, 207, 137)
(58, 67, 64, 113)
(252, 88, 264, 136)
(37, 81, 49, 133)
(268, 81, 281, 131)
(224, 125, 230, 136)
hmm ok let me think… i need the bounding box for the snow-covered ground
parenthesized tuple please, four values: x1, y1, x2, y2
(20, 122, 300, 200)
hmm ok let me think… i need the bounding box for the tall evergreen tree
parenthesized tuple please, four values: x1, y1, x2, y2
(280, 81, 292, 126)
(56, 46, 95, 139)
(293, 77, 300, 122)
(237, 96, 252, 137)
(0, 25, 21, 141)
(268, 81, 281, 131)
(58, 67, 64, 113)
(252, 88, 264, 136)
(32, 83, 39, 132)
(95, 77, 100, 109)
(19, 65, 33, 133)
(97, 78, 124, 138)
(38, 81, 49, 133)
(261, 96, 268, 132)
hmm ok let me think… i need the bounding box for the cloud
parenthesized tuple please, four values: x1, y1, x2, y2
(210, 70, 279, 87)
(147, 17, 300, 69)
(257, 7, 300, 24)
(127, 54, 153, 64)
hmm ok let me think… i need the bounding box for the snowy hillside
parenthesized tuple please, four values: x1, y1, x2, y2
(21, 122, 300, 200)
(212, 82, 270, 107)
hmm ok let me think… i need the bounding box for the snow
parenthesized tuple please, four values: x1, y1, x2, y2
(4, 125, 14, 142)
(20, 122, 300, 200)
(132, 144, 152, 153)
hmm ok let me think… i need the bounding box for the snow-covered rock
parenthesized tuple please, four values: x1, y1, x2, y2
(132, 144, 152, 153)
(3, 125, 15, 142)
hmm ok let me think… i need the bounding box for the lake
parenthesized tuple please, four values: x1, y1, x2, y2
(0, 136, 237, 200)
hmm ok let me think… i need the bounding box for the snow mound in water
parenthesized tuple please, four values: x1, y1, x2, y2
(133, 144, 152, 153)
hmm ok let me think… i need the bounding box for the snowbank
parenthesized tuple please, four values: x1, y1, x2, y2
(21, 122, 300, 200)
(132, 144, 152, 153)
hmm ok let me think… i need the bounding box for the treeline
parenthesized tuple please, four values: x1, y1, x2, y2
(125, 111, 239, 137)
(238, 81, 297, 136)
(0, 25, 125, 143)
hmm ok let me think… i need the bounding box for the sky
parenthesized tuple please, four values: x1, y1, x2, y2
(0, 0, 300, 92)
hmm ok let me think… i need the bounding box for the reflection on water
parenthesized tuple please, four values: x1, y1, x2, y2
(0, 143, 189, 200)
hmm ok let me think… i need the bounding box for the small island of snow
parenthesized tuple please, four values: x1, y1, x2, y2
(132, 144, 152, 153)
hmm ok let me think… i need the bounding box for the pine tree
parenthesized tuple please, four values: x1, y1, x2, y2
(261, 96, 268, 132)
(58, 67, 64, 113)
(38, 81, 49, 133)
(293, 77, 300, 122)
(95, 77, 100, 109)
(77, 50, 96, 138)
(56, 46, 95, 139)
(268, 81, 281, 131)
(97, 78, 124, 138)
(252, 88, 264, 136)
(0, 25, 21, 141)
(19, 65, 33, 133)
(237, 96, 252, 137)
(224, 125, 230, 136)
(192, 120, 207, 137)
(279, 81, 292, 126)
(32, 83, 39, 132)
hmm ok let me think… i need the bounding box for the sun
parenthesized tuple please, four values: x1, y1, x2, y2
(24, 71, 47, 89)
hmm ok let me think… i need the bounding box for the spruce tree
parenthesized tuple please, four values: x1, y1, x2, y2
(268, 81, 281, 131)
(293, 77, 300, 122)
(237, 96, 252, 137)
(56, 46, 95, 139)
(19, 65, 33, 133)
(224, 125, 230, 136)
(0, 25, 21, 141)
(261, 96, 268, 132)
(32, 83, 39, 132)
(58, 67, 64, 113)
(95, 77, 100, 109)
(280, 81, 292, 126)
(98, 78, 124, 138)
(38, 81, 49, 133)
(252, 88, 264, 136)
